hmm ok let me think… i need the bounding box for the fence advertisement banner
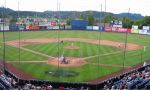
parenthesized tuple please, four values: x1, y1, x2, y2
(116, 28, 131, 33)
(105, 27, 112, 31)
(132, 25, 138, 29)
(86, 26, 93, 30)
(139, 30, 147, 34)
(93, 26, 99, 30)
(131, 29, 139, 34)
(143, 26, 149, 30)
(0, 26, 9, 31)
(29, 26, 40, 30)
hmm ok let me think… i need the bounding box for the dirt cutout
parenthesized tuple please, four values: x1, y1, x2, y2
(47, 57, 86, 67)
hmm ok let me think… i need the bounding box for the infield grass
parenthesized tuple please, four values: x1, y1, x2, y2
(23, 42, 120, 57)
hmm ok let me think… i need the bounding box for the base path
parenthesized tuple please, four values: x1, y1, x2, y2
(6, 38, 143, 51)
(20, 47, 55, 58)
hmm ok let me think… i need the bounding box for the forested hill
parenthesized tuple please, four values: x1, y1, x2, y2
(0, 7, 144, 20)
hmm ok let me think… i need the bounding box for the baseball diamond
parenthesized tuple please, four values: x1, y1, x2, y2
(0, 30, 150, 83)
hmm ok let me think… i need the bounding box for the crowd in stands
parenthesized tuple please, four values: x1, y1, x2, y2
(0, 74, 91, 90)
(0, 74, 18, 90)
(104, 65, 150, 90)
(0, 64, 150, 90)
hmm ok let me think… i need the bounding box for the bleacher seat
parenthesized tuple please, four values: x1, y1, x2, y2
(136, 80, 149, 89)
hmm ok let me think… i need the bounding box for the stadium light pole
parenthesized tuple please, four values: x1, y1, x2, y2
(123, 8, 130, 70)
(105, 0, 106, 12)
(96, 4, 103, 90)
(17, 0, 21, 85)
(2, 0, 6, 75)
(104, 0, 106, 28)
(57, 0, 60, 71)
(2, 5, 5, 75)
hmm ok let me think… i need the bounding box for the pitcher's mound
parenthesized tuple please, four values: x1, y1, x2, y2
(47, 57, 86, 67)
(64, 46, 80, 50)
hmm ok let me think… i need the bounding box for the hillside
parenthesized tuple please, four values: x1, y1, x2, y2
(0, 7, 144, 20)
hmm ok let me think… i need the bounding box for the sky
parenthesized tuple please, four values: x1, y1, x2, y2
(0, 0, 150, 16)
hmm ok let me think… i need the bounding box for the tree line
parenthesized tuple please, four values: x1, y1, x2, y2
(71, 12, 150, 29)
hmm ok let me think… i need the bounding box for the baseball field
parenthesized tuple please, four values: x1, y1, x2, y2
(0, 30, 150, 83)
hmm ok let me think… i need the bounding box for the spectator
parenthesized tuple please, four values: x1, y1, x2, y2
(59, 85, 65, 90)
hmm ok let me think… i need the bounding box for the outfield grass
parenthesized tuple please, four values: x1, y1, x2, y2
(0, 30, 150, 82)
(1, 30, 150, 46)
(24, 42, 120, 57)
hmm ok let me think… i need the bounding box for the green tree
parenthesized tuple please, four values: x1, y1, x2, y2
(133, 20, 142, 29)
(87, 11, 95, 25)
(141, 16, 150, 26)
(103, 13, 118, 23)
(103, 13, 110, 23)
(66, 18, 71, 25)
(122, 17, 133, 28)
(10, 17, 17, 23)
(79, 12, 86, 20)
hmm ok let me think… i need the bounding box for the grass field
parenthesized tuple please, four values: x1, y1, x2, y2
(0, 30, 150, 82)
(24, 42, 120, 57)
